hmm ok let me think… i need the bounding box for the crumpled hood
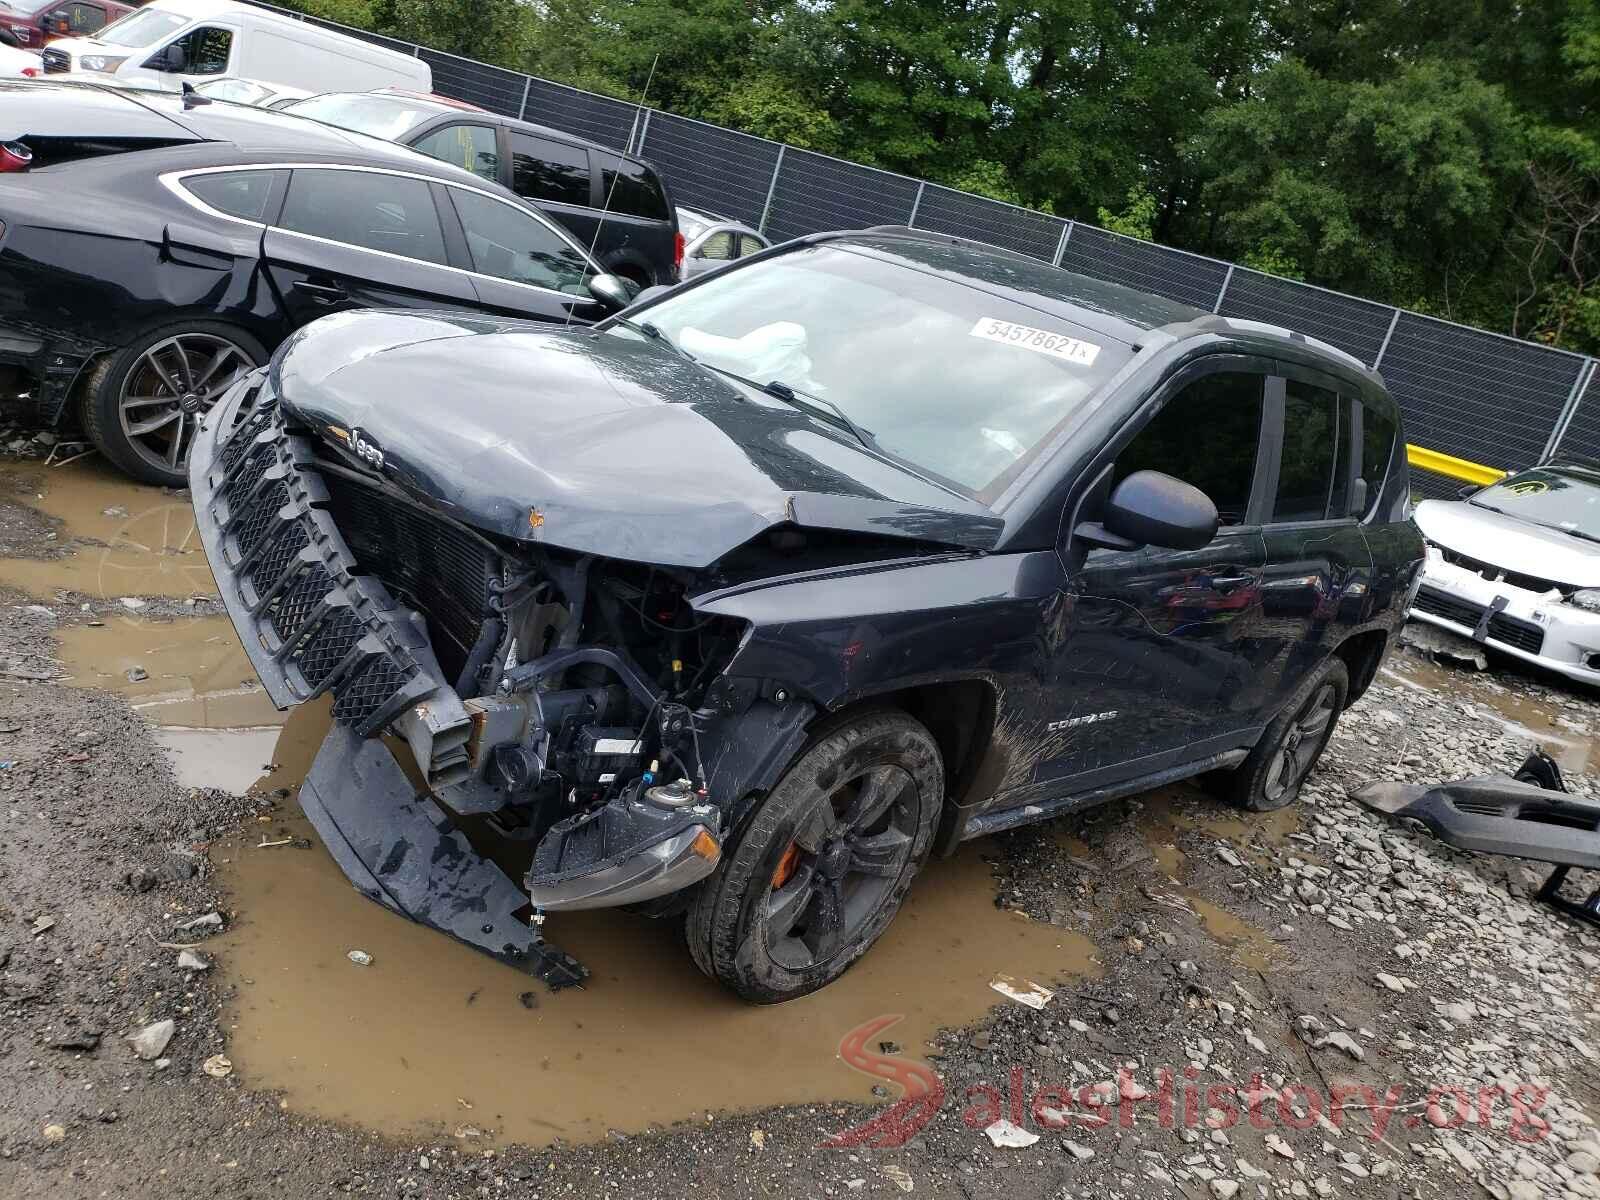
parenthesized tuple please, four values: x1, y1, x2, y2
(1414, 499, 1600, 588)
(272, 309, 1002, 569)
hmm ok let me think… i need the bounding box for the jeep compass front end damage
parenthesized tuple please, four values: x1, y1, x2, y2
(187, 230, 1421, 1002)
(187, 306, 1002, 988)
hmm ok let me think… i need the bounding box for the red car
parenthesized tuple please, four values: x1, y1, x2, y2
(0, 0, 134, 49)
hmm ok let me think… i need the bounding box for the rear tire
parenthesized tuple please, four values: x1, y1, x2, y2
(1217, 657, 1349, 812)
(686, 711, 943, 1003)
(81, 321, 265, 487)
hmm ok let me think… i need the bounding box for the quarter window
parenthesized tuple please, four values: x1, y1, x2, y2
(1114, 372, 1265, 526)
(737, 234, 766, 257)
(1361, 402, 1397, 505)
(596, 154, 670, 220)
(278, 170, 447, 266)
(1273, 380, 1339, 522)
(412, 124, 501, 185)
(182, 169, 282, 222)
(509, 133, 591, 207)
(450, 188, 592, 293)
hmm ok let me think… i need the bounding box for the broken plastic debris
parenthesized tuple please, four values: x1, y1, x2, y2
(984, 1119, 1040, 1148)
(127, 1019, 175, 1061)
(177, 912, 223, 933)
(883, 1164, 915, 1192)
(989, 974, 1054, 1009)
(202, 1054, 233, 1078)
(347, 950, 373, 966)
(749, 1128, 766, 1150)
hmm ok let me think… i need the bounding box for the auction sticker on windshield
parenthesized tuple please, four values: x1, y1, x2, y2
(969, 318, 1101, 366)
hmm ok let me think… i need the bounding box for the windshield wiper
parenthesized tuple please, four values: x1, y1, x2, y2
(1468, 500, 1508, 515)
(694, 362, 875, 451)
(607, 317, 697, 364)
(1562, 526, 1600, 545)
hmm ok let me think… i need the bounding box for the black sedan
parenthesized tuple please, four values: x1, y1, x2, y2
(0, 80, 632, 484)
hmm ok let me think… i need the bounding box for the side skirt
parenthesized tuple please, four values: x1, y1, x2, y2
(958, 747, 1251, 841)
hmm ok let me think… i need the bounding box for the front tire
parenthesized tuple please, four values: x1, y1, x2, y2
(686, 711, 943, 1003)
(80, 322, 265, 486)
(1220, 657, 1349, 812)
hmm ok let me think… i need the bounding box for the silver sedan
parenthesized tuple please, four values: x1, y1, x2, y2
(1409, 456, 1600, 686)
(676, 206, 769, 278)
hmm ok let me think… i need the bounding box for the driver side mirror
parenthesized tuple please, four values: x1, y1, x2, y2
(156, 42, 188, 72)
(1075, 470, 1220, 552)
(1456, 483, 1479, 499)
(584, 272, 635, 313)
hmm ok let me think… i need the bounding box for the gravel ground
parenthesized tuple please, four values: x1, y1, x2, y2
(2, 438, 1599, 1199)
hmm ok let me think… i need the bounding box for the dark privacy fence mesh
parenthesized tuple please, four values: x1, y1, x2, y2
(254, 2, 1600, 477)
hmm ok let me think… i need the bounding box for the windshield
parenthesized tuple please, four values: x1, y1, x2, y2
(1472, 466, 1600, 537)
(282, 93, 440, 141)
(94, 9, 189, 47)
(633, 244, 1129, 497)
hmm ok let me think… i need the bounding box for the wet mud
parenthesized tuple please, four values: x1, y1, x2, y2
(1383, 653, 1593, 774)
(209, 703, 1099, 1145)
(0, 458, 216, 599)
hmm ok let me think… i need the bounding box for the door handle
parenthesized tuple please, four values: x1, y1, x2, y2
(1210, 574, 1256, 593)
(293, 279, 348, 305)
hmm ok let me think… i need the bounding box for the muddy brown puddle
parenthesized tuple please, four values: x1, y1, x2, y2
(207, 701, 1099, 1145)
(1128, 788, 1299, 974)
(0, 458, 217, 600)
(1383, 653, 1594, 774)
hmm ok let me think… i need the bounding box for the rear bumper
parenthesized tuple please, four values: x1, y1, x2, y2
(0, 319, 106, 425)
(1408, 552, 1600, 687)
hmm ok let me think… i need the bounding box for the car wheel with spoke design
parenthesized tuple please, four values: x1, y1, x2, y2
(686, 710, 943, 1002)
(1221, 656, 1349, 813)
(81, 323, 266, 486)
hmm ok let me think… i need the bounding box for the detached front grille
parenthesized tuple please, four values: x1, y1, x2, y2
(198, 384, 468, 737)
(1413, 585, 1547, 656)
(39, 47, 69, 73)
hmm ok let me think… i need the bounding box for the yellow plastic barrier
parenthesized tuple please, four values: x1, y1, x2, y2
(1406, 444, 1508, 486)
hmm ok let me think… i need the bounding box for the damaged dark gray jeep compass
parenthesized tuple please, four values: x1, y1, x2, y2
(188, 229, 1424, 1002)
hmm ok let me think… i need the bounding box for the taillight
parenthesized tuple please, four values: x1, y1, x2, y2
(0, 142, 32, 172)
(20, 67, 37, 77)
(673, 230, 685, 269)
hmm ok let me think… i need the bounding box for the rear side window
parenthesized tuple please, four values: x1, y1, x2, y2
(1115, 372, 1265, 526)
(450, 187, 592, 293)
(696, 231, 735, 261)
(412, 124, 500, 185)
(278, 169, 446, 266)
(1273, 379, 1340, 522)
(596, 154, 669, 220)
(509, 132, 591, 207)
(182, 170, 281, 222)
(737, 233, 766, 257)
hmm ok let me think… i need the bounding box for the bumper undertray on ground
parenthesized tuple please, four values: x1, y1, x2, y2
(1355, 750, 1600, 927)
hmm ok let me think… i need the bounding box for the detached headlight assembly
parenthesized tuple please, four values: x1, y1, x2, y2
(79, 55, 128, 73)
(1569, 588, 1600, 614)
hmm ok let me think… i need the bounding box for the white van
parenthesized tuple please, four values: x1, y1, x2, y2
(41, 0, 430, 93)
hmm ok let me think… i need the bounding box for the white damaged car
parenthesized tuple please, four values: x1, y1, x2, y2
(1409, 456, 1600, 687)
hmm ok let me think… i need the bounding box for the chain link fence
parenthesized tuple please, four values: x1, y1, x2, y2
(268, 5, 1600, 492)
